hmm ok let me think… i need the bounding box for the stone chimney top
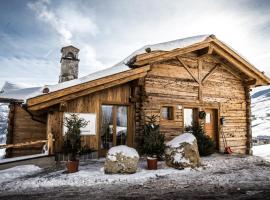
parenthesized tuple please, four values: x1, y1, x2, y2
(59, 45, 80, 83)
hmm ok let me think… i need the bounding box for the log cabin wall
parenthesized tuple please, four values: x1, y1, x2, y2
(7, 103, 47, 157)
(48, 83, 132, 153)
(137, 52, 248, 154)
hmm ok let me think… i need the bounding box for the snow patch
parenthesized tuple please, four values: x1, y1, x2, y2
(166, 133, 196, 148)
(173, 152, 190, 164)
(253, 144, 270, 161)
(0, 165, 42, 184)
(251, 85, 270, 137)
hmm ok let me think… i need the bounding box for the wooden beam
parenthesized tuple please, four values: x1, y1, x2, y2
(28, 72, 148, 110)
(210, 55, 244, 81)
(244, 79, 257, 86)
(212, 45, 258, 81)
(27, 65, 150, 107)
(133, 42, 210, 66)
(0, 140, 47, 149)
(208, 44, 214, 54)
(176, 56, 199, 83)
(198, 60, 202, 101)
(212, 39, 270, 84)
(202, 64, 220, 84)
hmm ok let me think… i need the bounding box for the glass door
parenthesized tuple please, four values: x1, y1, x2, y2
(100, 105, 128, 156)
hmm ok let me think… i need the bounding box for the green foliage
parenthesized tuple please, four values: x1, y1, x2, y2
(142, 115, 165, 159)
(191, 125, 216, 156)
(62, 114, 88, 160)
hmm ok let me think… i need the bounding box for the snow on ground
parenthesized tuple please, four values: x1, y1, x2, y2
(0, 165, 42, 184)
(0, 154, 269, 192)
(253, 144, 270, 162)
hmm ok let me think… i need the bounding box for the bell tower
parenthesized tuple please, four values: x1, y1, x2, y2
(59, 45, 80, 83)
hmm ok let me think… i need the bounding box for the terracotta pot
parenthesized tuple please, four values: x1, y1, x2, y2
(66, 160, 79, 173)
(147, 157, 157, 170)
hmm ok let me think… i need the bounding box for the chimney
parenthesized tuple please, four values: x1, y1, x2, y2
(59, 45, 80, 83)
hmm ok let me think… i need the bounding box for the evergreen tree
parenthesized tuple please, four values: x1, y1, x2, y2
(142, 115, 165, 159)
(191, 125, 216, 156)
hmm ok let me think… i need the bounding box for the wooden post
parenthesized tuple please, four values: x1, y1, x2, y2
(46, 112, 55, 155)
(245, 86, 252, 154)
(245, 86, 252, 155)
(47, 131, 54, 155)
(198, 59, 203, 102)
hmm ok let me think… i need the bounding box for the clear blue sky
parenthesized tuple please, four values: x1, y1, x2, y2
(1, 0, 270, 87)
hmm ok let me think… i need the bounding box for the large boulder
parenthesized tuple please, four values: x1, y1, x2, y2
(165, 133, 200, 169)
(104, 145, 139, 174)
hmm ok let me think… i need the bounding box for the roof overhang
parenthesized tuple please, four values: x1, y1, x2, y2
(130, 35, 270, 86)
(26, 65, 150, 111)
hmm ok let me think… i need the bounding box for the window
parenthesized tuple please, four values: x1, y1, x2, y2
(184, 108, 193, 128)
(162, 106, 174, 120)
(205, 112, 211, 123)
(184, 108, 198, 132)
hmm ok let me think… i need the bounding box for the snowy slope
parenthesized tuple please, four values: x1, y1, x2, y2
(253, 144, 270, 161)
(251, 86, 270, 137)
(0, 103, 8, 159)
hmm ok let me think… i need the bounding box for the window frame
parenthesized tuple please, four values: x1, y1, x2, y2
(183, 107, 199, 131)
(161, 106, 174, 121)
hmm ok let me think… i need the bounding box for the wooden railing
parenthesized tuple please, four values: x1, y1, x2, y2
(0, 140, 48, 149)
(0, 132, 54, 155)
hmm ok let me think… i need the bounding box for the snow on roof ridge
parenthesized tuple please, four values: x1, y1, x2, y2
(0, 35, 211, 102)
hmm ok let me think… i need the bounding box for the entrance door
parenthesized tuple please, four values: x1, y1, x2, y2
(204, 109, 218, 147)
(100, 105, 129, 156)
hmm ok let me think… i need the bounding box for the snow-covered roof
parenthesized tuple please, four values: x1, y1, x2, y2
(0, 35, 210, 102)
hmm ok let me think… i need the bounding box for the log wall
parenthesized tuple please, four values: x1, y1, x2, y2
(48, 84, 132, 153)
(6, 104, 47, 157)
(136, 53, 248, 154)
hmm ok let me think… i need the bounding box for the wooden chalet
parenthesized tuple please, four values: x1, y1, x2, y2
(1, 34, 269, 158)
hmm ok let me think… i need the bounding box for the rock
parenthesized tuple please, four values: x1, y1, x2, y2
(104, 145, 139, 174)
(165, 133, 200, 169)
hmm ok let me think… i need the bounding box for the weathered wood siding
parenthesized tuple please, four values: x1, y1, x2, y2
(136, 53, 248, 154)
(7, 104, 47, 157)
(48, 84, 132, 153)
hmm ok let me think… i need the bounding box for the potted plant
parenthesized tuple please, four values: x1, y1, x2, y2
(142, 115, 165, 170)
(63, 114, 88, 173)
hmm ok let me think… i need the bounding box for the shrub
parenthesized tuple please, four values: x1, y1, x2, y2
(142, 115, 165, 159)
(62, 114, 88, 161)
(191, 125, 216, 156)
